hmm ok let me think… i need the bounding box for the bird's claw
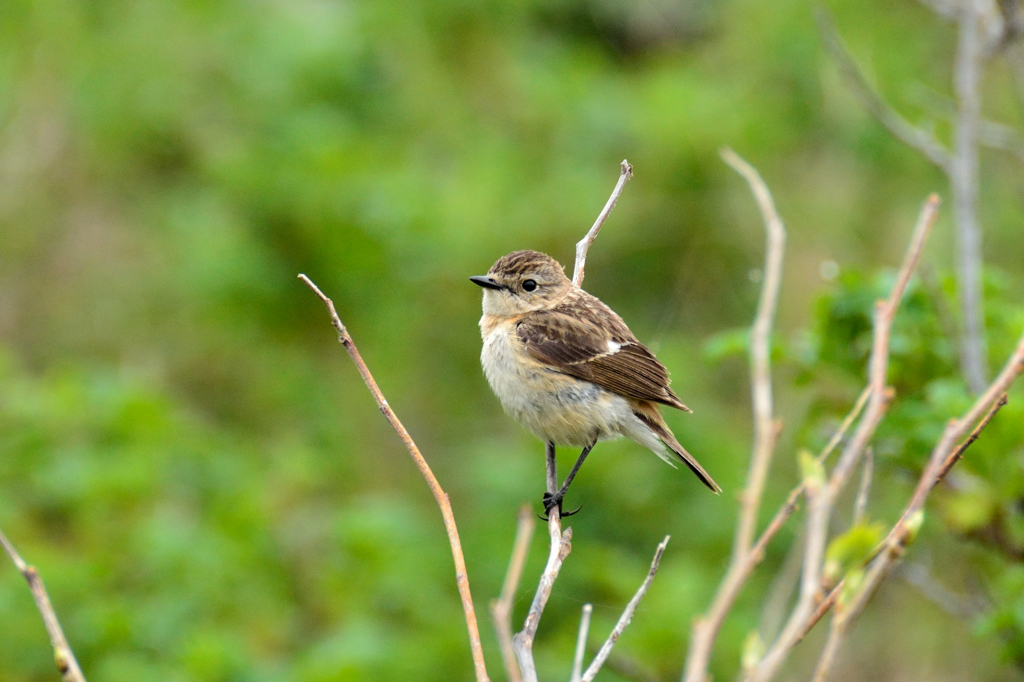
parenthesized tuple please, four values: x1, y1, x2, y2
(539, 492, 581, 520)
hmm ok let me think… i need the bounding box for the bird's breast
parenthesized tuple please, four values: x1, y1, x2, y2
(479, 320, 630, 446)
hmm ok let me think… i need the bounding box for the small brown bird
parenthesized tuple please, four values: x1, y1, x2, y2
(471, 249, 719, 516)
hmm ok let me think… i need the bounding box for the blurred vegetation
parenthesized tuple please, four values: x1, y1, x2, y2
(1, 0, 1023, 681)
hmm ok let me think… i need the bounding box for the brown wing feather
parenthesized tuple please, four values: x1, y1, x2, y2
(516, 292, 690, 411)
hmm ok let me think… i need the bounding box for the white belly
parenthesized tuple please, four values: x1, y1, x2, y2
(480, 326, 633, 447)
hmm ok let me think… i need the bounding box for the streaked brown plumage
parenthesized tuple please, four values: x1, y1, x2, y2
(472, 250, 719, 512)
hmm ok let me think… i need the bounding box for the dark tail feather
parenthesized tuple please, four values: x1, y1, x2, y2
(635, 410, 721, 494)
(665, 436, 721, 494)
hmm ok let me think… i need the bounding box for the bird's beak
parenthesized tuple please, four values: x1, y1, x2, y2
(470, 275, 503, 290)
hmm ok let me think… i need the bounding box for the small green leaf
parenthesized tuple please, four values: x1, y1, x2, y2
(799, 449, 825, 493)
(824, 522, 886, 581)
(838, 568, 865, 609)
(741, 630, 765, 675)
(902, 509, 925, 544)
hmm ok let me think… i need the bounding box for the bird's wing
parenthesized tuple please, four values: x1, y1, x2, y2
(516, 297, 690, 411)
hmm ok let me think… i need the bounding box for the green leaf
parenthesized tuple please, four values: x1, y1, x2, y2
(799, 449, 825, 493)
(741, 630, 765, 675)
(824, 522, 886, 582)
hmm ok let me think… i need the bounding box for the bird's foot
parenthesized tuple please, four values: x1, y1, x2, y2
(540, 491, 581, 520)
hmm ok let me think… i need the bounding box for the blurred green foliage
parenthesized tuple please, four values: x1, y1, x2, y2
(1, 0, 1023, 681)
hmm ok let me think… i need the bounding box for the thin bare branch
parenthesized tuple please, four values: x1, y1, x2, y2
(747, 194, 940, 682)
(817, 386, 873, 466)
(720, 147, 788, 558)
(978, 119, 1024, 161)
(0, 528, 86, 682)
(570, 605, 593, 682)
(582, 536, 670, 682)
(900, 561, 984, 619)
(759, 532, 805, 643)
(798, 331, 1022, 650)
(573, 160, 633, 287)
(299, 274, 490, 682)
(809, 526, 909, 682)
(853, 448, 874, 526)
(683, 150, 786, 682)
(952, 0, 992, 393)
(513, 512, 572, 682)
(683, 386, 869, 682)
(933, 393, 1008, 487)
(491, 506, 537, 682)
(817, 10, 952, 171)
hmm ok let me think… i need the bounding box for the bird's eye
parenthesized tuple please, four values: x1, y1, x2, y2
(522, 279, 537, 292)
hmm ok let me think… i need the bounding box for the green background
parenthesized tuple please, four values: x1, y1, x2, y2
(2, 0, 1023, 680)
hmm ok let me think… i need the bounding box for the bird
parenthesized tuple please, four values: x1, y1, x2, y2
(471, 249, 720, 517)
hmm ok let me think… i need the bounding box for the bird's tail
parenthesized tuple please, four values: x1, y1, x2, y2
(633, 405, 721, 494)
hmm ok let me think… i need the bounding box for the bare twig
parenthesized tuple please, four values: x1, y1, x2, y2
(889, 337, 1024, 552)
(952, 0, 991, 393)
(853, 448, 874, 526)
(904, 84, 1024, 162)
(570, 605, 593, 682)
(508, 159, 642, 681)
(933, 393, 1008, 487)
(978, 119, 1024, 162)
(573, 160, 633, 287)
(513, 512, 572, 682)
(809, 523, 912, 682)
(759, 532, 805, 643)
(491, 506, 536, 682)
(582, 536, 670, 682)
(798, 333, 1022, 653)
(683, 387, 870, 682)
(684, 149, 786, 682)
(822, 3, 993, 392)
(748, 195, 940, 682)
(900, 561, 983, 619)
(0, 528, 86, 682)
(809, 389, 1012, 682)
(817, 10, 952, 171)
(817, 386, 873, 467)
(719, 147, 787, 557)
(299, 274, 490, 682)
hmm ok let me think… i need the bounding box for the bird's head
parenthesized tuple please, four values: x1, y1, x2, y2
(471, 250, 572, 316)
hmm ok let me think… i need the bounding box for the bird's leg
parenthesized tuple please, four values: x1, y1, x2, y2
(543, 443, 593, 518)
(540, 441, 561, 520)
(545, 441, 558, 497)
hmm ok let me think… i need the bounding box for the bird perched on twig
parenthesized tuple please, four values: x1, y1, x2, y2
(471, 250, 720, 517)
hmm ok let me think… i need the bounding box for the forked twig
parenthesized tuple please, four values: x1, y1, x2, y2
(573, 160, 633, 287)
(684, 148, 786, 682)
(299, 274, 490, 682)
(799, 398, 1009, 649)
(808, 343, 1022, 682)
(582, 536, 670, 682)
(933, 393, 1009, 487)
(570, 605, 593, 682)
(512, 160, 670, 682)
(747, 194, 940, 682)
(0, 529, 87, 682)
(491, 506, 536, 682)
(817, 10, 952, 171)
(513, 513, 572, 682)
(720, 147, 787, 558)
